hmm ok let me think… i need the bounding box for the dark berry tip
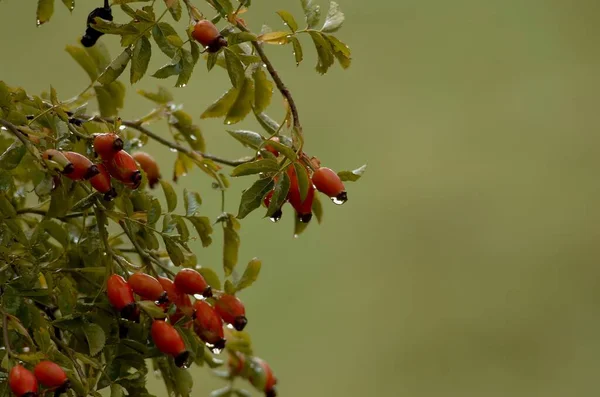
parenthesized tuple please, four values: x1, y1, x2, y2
(203, 286, 213, 298)
(299, 213, 313, 224)
(22, 393, 38, 397)
(174, 351, 190, 368)
(62, 163, 75, 175)
(335, 191, 348, 203)
(113, 138, 124, 152)
(121, 303, 139, 321)
(156, 291, 169, 305)
(84, 164, 100, 180)
(104, 188, 117, 201)
(131, 170, 142, 184)
(265, 389, 277, 397)
(233, 316, 247, 331)
(214, 338, 226, 350)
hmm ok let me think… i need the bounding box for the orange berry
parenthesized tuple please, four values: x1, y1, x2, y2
(192, 20, 227, 52)
(62, 151, 99, 180)
(132, 151, 160, 188)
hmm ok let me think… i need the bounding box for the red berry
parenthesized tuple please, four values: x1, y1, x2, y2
(215, 294, 247, 331)
(9, 365, 38, 397)
(62, 151, 99, 180)
(128, 273, 167, 302)
(312, 167, 347, 203)
(193, 300, 225, 348)
(104, 150, 141, 189)
(93, 133, 123, 160)
(33, 361, 68, 390)
(89, 163, 116, 201)
(151, 321, 189, 367)
(107, 274, 137, 319)
(158, 277, 194, 317)
(192, 20, 227, 52)
(287, 165, 315, 223)
(228, 352, 246, 376)
(174, 269, 212, 297)
(264, 137, 280, 157)
(249, 358, 277, 397)
(263, 190, 274, 208)
(42, 149, 74, 174)
(131, 151, 160, 188)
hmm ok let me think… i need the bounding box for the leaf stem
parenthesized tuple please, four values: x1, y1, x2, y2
(2, 313, 15, 358)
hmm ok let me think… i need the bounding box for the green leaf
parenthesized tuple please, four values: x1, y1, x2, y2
(85, 41, 111, 72)
(223, 215, 240, 276)
(262, 139, 297, 161)
(227, 32, 258, 45)
(55, 277, 77, 315)
(65, 45, 99, 81)
(237, 178, 274, 219)
(47, 182, 70, 218)
(293, 163, 311, 201)
(94, 86, 118, 117)
(36, 0, 54, 25)
(42, 220, 69, 247)
(111, 384, 125, 397)
(130, 36, 152, 84)
(225, 78, 254, 125)
(290, 37, 304, 66)
(254, 112, 280, 135)
(174, 215, 190, 241)
(321, 1, 344, 32)
(224, 49, 245, 89)
(164, 0, 182, 20)
(186, 216, 213, 247)
(312, 193, 323, 224)
(170, 110, 206, 152)
(253, 68, 273, 114)
(152, 22, 181, 58)
(235, 258, 261, 292)
(308, 31, 334, 74)
(106, 81, 126, 109)
(148, 198, 162, 225)
(138, 301, 167, 319)
(171, 361, 193, 397)
(301, 0, 321, 29)
(163, 236, 185, 266)
(83, 323, 106, 356)
(266, 172, 289, 217)
(338, 164, 367, 181)
(227, 130, 264, 149)
(184, 189, 202, 216)
(201, 87, 238, 119)
(176, 48, 196, 88)
(276, 10, 298, 32)
(0, 142, 26, 170)
(61, 0, 74, 11)
(160, 180, 177, 212)
(198, 267, 222, 290)
(294, 212, 310, 237)
(152, 63, 182, 79)
(231, 159, 278, 177)
(257, 31, 290, 45)
(98, 48, 132, 85)
(213, 0, 234, 16)
(326, 34, 351, 68)
(138, 87, 173, 104)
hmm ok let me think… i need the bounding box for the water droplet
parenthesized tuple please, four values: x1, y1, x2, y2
(153, 370, 161, 378)
(269, 209, 282, 223)
(293, 234, 299, 239)
(180, 84, 187, 88)
(36, 19, 42, 26)
(170, 148, 178, 152)
(189, 135, 197, 141)
(193, 294, 205, 301)
(119, 125, 126, 131)
(210, 347, 222, 354)
(226, 323, 234, 330)
(262, 64, 267, 68)
(331, 191, 348, 205)
(225, 120, 232, 125)
(0, 127, 7, 131)
(180, 361, 191, 369)
(22, 347, 30, 353)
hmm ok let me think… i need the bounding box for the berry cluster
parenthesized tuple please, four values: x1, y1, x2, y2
(106, 269, 247, 367)
(41, 133, 161, 201)
(9, 361, 69, 397)
(229, 352, 278, 397)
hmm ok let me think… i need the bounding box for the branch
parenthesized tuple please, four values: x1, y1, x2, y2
(17, 208, 85, 220)
(0, 118, 46, 168)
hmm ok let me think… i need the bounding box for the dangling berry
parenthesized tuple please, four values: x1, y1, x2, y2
(9, 365, 38, 397)
(151, 320, 189, 367)
(158, 277, 194, 317)
(128, 273, 167, 302)
(287, 166, 315, 223)
(33, 361, 68, 391)
(93, 133, 123, 160)
(107, 274, 137, 320)
(192, 20, 227, 52)
(312, 167, 347, 204)
(42, 149, 74, 174)
(174, 269, 212, 297)
(89, 163, 117, 201)
(215, 294, 247, 331)
(104, 150, 142, 189)
(81, 0, 113, 47)
(132, 152, 161, 188)
(193, 300, 225, 349)
(248, 358, 277, 397)
(62, 152, 100, 180)
(264, 137, 280, 157)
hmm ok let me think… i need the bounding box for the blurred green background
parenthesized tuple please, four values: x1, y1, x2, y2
(2, 0, 600, 396)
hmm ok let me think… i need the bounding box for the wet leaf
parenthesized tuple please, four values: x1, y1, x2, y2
(164, 0, 182, 21)
(290, 37, 303, 65)
(276, 10, 299, 32)
(99, 48, 132, 85)
(257, 31, 290, 45)
(0, 142, 26, 170)
(263, 139, 296, 161)
(170, 110, 206, 151)
(83, 323, 106, 356)
(253, 68, 273, 114)
(231, 158, 278, 177)
(130, 36, 152, 84)
(160, 180, 177, 212)
(198, 267, 222, 290)
(138, 87, 173, 104)
(148, 198, 162, 225)
(61, 0, 74, 11)
(312, 193, 323, 224)
(42, 220, 69, 247)
(36, 0, 54, 25)
(254, 112, 280, 135)
(327, 35, 351, 69)
(201, 87, 238, 119)
(293, 163, 311, 201)
(184, 189, 202, 216)
(152, 62, 182, 79)
(55, 277, 77, 315)
(138, 301, 167, 319)
(65, 45, 99, 81)
(227, 130, 264, 149)
(321, 1, 344, 32)
(152, 22, 181, 58)
(301, 0, 321, 29)
(237, 178, 274, 219)
(225, 78, 254, 125)
(164, 236, 185, 266)
(223, 214, 240, 276)
(338, 164, 367, 181)
(267, 171, 289, 217)
(186, 216, 213, 247)
(308, 31, 334, 74)
(235, 258, 261, 292)
(224, 49, 245, 89)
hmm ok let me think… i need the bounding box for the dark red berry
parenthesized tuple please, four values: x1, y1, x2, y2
(312, 167, 347, 203)
(215, 294, 247, 331)
(158, 277, 194, 317)
(249, 358, 277, 397)
(174, 269, 212, 297)
(93, 133, 123, 160)
(287, 165, 315, 223)
(62, 151, 99, 180)
(89, 163, 117, 200)
(107, 274, 137, 319)
(128, 273, 167, 302)
(192, 20, 227, 52)
(132, 152, 161, 188)
(42, 149, 74, 174)
(9, 365, 38, 397)
(104, 150, 142, 189)
(151, 321, 189, 367)
(33, 361, 68, 390)
(193, 300, 225, 348)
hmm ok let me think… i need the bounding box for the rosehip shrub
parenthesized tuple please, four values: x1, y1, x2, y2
(0, 0, 366, 396)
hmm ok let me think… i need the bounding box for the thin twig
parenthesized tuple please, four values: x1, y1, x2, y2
(0, 118, 46, 168)
(17, 208, 85, 220)
(2, 313, 15, 358)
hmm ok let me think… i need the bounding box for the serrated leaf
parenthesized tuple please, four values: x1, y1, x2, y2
(61, 0, 74, 11)
(201, 87, 238, 119)
(174, 215, 190, 241)
(148, 198, 162, 225)
(262, 140, 296, 160)
(308, 31, 334, 74)
(224, 49, 245, 89)
(267, 172, 289, 217)
(321, 1, 344, 32)
(225, 78, 254, 125)
(163, 236, 185, 266)
(176, 48, 195, 87)
(254, 112, 280, 135)
(152, 62, 182, 79)
(223, 215, 240, 276)
(227, 32, 258, 45)
(170, 110, 206, 152)
(94, 85, 118, 117)
(227, 130, 264, 149)
(0, 142, 26, 170)
(186, 216, 213, 247)
(276, 10, 298, 32)
(55, 278, 77, 315)
(312, 192, 323, 224)
(164, 0, 182, 20)
(98, 48, 132, 85)
(138, 301, 167, 319)
(290, 37, 304, 66)
(293, 163, 311, 201)
(184, 189, 202, 216)
(36, 0, 54, 25)
(236, 258, 261, 292)
(338, 164, 367, 181)
(257, 31, 290, 45)
(160, 180, 177, 212)
(326, 35, 351, 69)
(237, 178, 274, 219)
(253, 68, 273, 114)
(65, 45, 99, 81)
(130, 36, 152, 84)
(83, 323, 106, 356)
(231, 159, 278, 177)
(301, 0, 321, 29)
(198, 267, 221, 290)
(138, 87, 173, 104)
